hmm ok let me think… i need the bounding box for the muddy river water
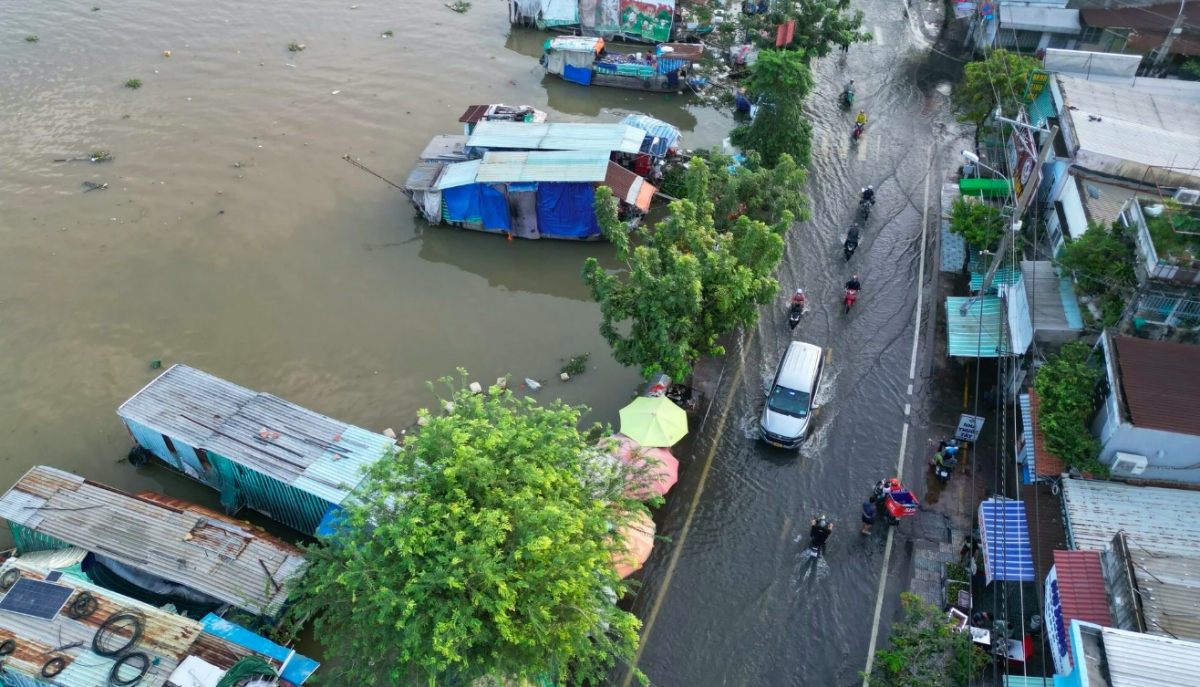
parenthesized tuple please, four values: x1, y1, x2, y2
(0, 1, 732, 510)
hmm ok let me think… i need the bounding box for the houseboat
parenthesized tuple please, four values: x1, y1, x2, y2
(0, 466, 306, 627)
(404, 150, 655, 239)
(541, 37, 703, 93)
(0, 557, 318, 686)
(115, 364, 397, 537)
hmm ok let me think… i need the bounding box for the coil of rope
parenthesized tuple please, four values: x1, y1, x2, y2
(67, 592, 98, 619)
(108, 652, 150, 687)
(93, 611, 145, 657)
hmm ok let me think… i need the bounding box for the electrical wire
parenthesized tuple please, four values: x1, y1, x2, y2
(92, 611, 145, 657)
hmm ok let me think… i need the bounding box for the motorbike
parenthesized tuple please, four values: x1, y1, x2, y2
(932, 451, 957, 483)
(788, 302, 804, 331)
(852, 122, 864, 142)
(842, 87, 855, 109)
(872, 478, 921, 527)
(844, 287, 859, 314)
(808, 520, 832, 558)
(859, 197, 873, 221)
(844, 235, 859, 261)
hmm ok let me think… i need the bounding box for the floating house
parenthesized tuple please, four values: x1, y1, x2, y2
(404, 150, 656, 239)
(0, 466, 306, 624)
(458, 104, 547, 135)
(0, 557, 318, 687)
(116, 364, 397, 537)
(542, 37, 703, 93)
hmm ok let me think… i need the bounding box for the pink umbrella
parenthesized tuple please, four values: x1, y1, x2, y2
(612, 510, 656, 578)
(604, 433, 679, 498)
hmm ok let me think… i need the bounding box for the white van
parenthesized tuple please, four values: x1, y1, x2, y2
(760, 341, 825, 449)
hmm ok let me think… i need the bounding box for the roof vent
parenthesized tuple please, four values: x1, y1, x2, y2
(1172, 188, 1199, 205)
(1110, 452, 1148, 477)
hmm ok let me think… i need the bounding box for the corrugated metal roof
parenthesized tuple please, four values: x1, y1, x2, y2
(969, 267, 1021, 294)
(459, 105, 490, 123)
(1126, 550, 1200, 641)
(0, 466, 305, 619)
(459, 104, 547, 124)
(1027, 391, 1066, 477)
(1062, 478, 1200, 556)
(978, 497, 1035, 582)
(1112, 335, 1200, 437)
(419, 135, 470, 162)
(1100, 625, 1200, 687)
(1054, 550, 1112, 627)
(946, 296, 1011, 357)
(404, 161, 444, 192)
(476, 151, 610, 183)
(200, 615, 319, 684)
(999, 6, 1079, 33)
(658, 43, 703, 61)
(603, 162, 654, 211)
(116, 365, 396, 505)
(467, 122, 644, 154)
(619, 114, 681, 157)
(434, 159, 482, 190)
(0, 559, 285, 687)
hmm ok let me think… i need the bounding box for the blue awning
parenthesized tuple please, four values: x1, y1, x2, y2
(979, 497, 1035, 583)
(620, 114, 681, 158)
(201, 614, 320, 684)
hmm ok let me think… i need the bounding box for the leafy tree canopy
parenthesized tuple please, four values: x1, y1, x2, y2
(692, 150, 812, 231)
(866, 593, 988, 687)
(287, 374, 652, 686)
(954, 49, 1042, 125)
(1056, 221, 1136, 296)
(741, 0, 871, 60)
(949, 197, 1006, 252)
(730, 49, 815, 166)
(584, 162, 790, 380)
(1033, 343, 1108, 476)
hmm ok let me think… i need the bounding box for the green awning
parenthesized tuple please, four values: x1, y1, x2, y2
(960, 177, 1013, 198)
(946, 296, 1011, 357)
(970, 267, 1022, 294)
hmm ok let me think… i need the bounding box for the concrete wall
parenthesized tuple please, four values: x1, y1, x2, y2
(1100, 423, 1200, 483)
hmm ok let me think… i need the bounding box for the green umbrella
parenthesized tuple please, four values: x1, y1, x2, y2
(619, 396, 689, 448)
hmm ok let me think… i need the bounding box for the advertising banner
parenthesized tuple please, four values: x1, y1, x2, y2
(619, 0, 675, 42)
(580, 0, 621, 35)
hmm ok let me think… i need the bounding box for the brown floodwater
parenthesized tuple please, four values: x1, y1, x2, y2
(1, 0, 731, 659)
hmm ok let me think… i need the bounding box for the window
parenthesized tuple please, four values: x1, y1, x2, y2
(163, 435, 178, 457)
(1080, 25, 1104, 44)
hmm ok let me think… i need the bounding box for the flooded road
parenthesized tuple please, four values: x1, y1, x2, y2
(624, 1, 972, 686)
(0, 3, 730, 515)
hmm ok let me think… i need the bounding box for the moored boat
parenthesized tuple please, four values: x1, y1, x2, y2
(541, 36, 705, 93)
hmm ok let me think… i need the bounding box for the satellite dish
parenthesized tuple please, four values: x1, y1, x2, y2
(1086, 184, 1100, 199)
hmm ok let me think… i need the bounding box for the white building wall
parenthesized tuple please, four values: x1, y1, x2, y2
(1101, 423, 1200, 484)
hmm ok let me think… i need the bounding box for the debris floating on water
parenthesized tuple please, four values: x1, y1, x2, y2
(445, 1, 471, 12)
(524, 378, 541, 390)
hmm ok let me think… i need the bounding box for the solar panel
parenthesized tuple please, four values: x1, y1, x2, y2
(45, 571, 62, 583)
(0, 578, 74, 619)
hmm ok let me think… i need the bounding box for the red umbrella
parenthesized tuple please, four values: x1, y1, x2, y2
(612, 510, 656, 578)
(604, 433, 679, 498)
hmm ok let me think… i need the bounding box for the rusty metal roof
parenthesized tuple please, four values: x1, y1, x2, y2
(0, 559, 281, 687)
(1054, 550, 1112, 628)
(1112, 335, 1200, 437)
(458, 105, 490, 123)
(1027, 391, 1067, 478)
(602, 163, 655, 212)
(0, 466, 306, 619)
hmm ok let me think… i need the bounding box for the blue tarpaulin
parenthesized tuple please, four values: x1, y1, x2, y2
(480, 184, 512, 232)
(563, 64, 593, 85)
(201, 614, 320, 684)
(536, 183, 600, 238)
(443, 184, 482, 222)
(979, 497, 1035, 583)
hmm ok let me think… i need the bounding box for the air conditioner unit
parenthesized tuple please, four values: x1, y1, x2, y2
(1173, 188, 1200, 205)
(1111, 452, 1148, 476)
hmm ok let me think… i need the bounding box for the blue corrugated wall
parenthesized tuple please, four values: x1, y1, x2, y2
(8, 523, 70, 554)
(206, 453, 333, 536)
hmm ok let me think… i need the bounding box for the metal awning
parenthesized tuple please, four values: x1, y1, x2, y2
(946, 296, 1010, 357)
(979, 497, 1035, 583)
(999, 6, 1080, 34)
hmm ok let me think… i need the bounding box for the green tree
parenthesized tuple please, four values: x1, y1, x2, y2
(740, 0, 871, 59)
(949, 197, 1006, 251)
(866, 593, 988, 686)
(1056, 222, 1136, 295)
(730, 49, 815, 166)
(287, 374, 652, 686)
(954, 49, 1042, 126)
(693, 150, 812, 232)
(584, 163, 790, 380)
(1034, 342, 1108, 476)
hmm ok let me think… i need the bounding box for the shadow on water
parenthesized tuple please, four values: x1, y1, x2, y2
(539, 75, 701, 128)
(415, 221, 624, 301)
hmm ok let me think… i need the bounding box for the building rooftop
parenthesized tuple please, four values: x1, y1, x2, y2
(1093, 624, 1200, 687)
(117, 365, 396, 507)
(603, 162, 655, 212)
(0, 559, 294, 687)
(1126, 548, 1200, 640)
(1054, 550, 1113, 628)
(0, 466, 306, 619)
(419, 135, 470, 162)
(466, 122, 645, 154)
(475, 150, 611, 184)
(1112, 335, 1200, 437)
(1061, 477, 1200, 556)
(1027, 391, 1067, 478)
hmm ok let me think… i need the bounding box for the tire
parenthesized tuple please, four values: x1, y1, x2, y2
(642, 79, 651, 89)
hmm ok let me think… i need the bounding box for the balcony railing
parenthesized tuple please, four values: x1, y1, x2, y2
(1121, 200, 1200, 285)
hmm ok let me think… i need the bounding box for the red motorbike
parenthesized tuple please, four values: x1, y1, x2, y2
(872, 478, 920, 526)
(844, 288, 859, 314)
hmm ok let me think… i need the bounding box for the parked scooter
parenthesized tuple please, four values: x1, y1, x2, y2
(932, 450, 957, 483)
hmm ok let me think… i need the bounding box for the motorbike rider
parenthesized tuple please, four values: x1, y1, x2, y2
(861, 185, 875, 204)
(790, 288, 807, 309)
(846, 274, 862, 291)
(843, 79, 855, 100)
(809, 516, 833, 555)
(856, 109, 868, 126)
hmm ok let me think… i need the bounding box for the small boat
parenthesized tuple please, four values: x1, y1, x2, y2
(542, 36, 705, 93)
(458, 103, 547, 135)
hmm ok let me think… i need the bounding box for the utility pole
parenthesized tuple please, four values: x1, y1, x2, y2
(975, 124, 1059, 298)
(1154, 0, 1188, 66)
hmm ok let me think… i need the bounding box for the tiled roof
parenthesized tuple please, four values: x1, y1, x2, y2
(1112, 336, 1200, 437)
(1028, 391, 1067, 477)
(1054, 550, 1113, 628)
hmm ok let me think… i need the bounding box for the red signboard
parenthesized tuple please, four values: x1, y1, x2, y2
(775, 19, 795, 47)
